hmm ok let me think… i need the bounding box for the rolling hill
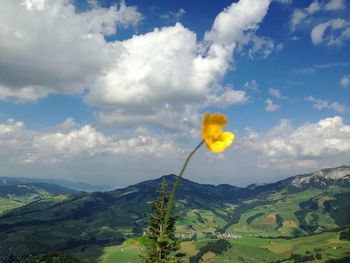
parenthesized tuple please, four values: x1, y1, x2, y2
(0, 176, 112, 192)
(0, 178, 78, 215)
(0, 166, 349, 262)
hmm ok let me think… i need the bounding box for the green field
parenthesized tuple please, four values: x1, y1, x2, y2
(0, 197, 24, 214)
(1, 167, 350, 262)
(94, 232, 350, 263)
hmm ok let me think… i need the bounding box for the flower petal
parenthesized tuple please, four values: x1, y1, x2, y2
(201, 112, 234, 153)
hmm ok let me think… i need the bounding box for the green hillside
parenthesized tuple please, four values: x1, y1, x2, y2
(0, 176, 112, 192)
(98, 231, 350, 263)
(0, 180, 77, 214)
(0, 166, 350, 262)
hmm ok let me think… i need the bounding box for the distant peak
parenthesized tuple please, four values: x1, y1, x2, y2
(318, 166, 350, 180)
(291, 165, 350, 188)
(161, 174, 178, 179)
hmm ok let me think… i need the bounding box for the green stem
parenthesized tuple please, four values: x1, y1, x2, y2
(162, 140, 204, 237)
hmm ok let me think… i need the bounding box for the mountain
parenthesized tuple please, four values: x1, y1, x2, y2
(0, 181, 77, 196)
(0, 166, 349, 262)
(0, 179, 78, 215)
(288, 165, 350, 188)
(0, 176, 113, 192)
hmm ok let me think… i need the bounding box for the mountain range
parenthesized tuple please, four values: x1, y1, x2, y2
(0, 176, 112, 192)
(0, 165, 349, 262)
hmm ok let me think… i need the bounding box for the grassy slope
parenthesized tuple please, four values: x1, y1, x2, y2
(225, 186, 346, 238)
(0, 198, 25, 214)
(1, 170, 350, 261)
(0, 192, 70, 215)
(0, 181, 76, 215)
(95, 185, 350, 262)
(96, 232, 350, 263)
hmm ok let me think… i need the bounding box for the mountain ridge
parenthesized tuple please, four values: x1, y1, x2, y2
(0, 176, 113, 192)
(0, 165, 349, 260)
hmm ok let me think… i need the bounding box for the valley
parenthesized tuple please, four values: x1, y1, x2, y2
(0, 166, 350, 262)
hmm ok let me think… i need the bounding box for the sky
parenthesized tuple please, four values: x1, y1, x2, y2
(0, 0, 350, 188)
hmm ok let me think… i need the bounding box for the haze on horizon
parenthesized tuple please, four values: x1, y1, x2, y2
(0, 0, 349, 188)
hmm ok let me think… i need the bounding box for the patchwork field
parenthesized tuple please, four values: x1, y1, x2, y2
(96, 232, 350, 263)
(0, 198, 24, 214)
(1, 167, 350, 262)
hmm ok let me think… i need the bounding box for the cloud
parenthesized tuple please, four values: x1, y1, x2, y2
(242, 116, 350, 169)
(86, 0, 271, 129)
(324, 0, 346, 11)
(0, 85, 50, 102)
(290, 9, 308, 31)
(0, 0, 142, 102)
(246, 36, 283, 59)
(293, 62, 350, 76)
(244, 80, 258, 91)
(339, 75, 350, 87)
(307, 1, 322, 14)
(204, 0, 279, 61)
(290, 0, 349, 46)
(160, 8, 186, 24)
(314, 62, 350, 69)
(268, 88, 287, 99)
(293, 66, 317, 75)
(265, 98, 280, 112)
(311, 18, 349, 46)
(290, 1, 321, 31)
(207, 88, 249, 107)
(0, 0, 273, 132)
(55, 117, 76, 131)
(0, 118, 179, 164)
(0, 118, 24, 134)
(305, 96, 347, 112)
(274, 0, 292, 3)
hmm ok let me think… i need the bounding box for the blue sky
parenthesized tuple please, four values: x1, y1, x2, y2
(0, 0, 349, 188)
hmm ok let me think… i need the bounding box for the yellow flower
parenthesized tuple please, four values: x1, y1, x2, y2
(201, 112, 235, 153)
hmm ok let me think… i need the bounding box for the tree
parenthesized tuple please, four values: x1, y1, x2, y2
(141, 180, 181, 263)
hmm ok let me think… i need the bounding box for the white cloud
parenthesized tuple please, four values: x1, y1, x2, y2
(290, 0, 322, 32)
(290, 9, 308, 31)
(339, 75, 350, 87)
(290, 0, 349, 42)
(311, 19, 349, 46)
(307, 1, 322, 14)
(311, 20, 338, 44)
(268, 88, 287, 99)
(265, 98, 280, 112)
(160, 8, 186, 24)
(0, 0, 142, 102)
(244, 80, 258, 91)
(305, 96, 347, 112)
(86, 0, 271, 129)
(274, 0, 292, 3)
(314, 62, 350, 69)
(242, 116, 350, 169)
(55, 117, 76, 131)
(0, 85, 50, 102)
(207, 88, 249, 107)
(204, 0, 278, 61)
(293, 62, 350, 76)
(0, 119, 24, 135)
(204, 0, 270, 46)
(293, 66, 317, 75)
(0, 118, 179, 164)
(21, 0, 46, 11)
(0, 0, 273, 131)
(247, 35, 282, 59)
(324, 0, 346, 11)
